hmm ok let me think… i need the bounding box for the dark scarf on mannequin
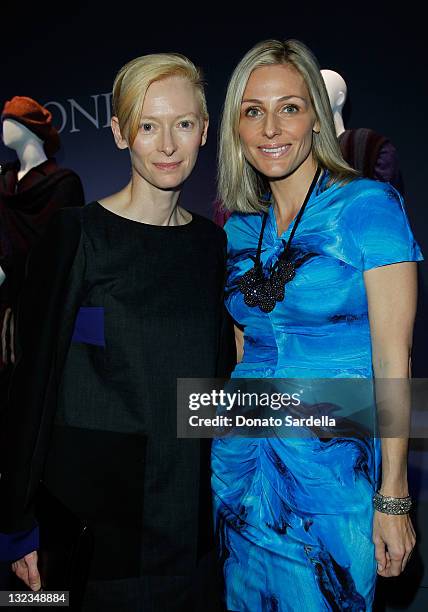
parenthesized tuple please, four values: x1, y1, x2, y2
(0, 158, 76, 260)
(0, 158, 84, 370)
(338, 128, 386, 178)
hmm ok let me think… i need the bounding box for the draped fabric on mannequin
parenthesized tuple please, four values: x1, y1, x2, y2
(0, 158, 84, 372)
(338, 128, 404, 195)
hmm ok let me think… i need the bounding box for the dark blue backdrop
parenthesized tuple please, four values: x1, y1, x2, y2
(2, 4, 427, 609)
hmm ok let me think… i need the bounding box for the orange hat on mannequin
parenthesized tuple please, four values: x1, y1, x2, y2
(1, 96, 60, 156)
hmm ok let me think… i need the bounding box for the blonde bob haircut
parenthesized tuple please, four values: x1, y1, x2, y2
(112, 53, 208, 147)
(218, 39, 358, 213)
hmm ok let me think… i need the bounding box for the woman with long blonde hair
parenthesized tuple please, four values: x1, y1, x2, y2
(212, 39, 421, 610)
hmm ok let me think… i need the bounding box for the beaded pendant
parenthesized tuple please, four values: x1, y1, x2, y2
(238, 255, 295, 313)
(236, 167, 321, 314)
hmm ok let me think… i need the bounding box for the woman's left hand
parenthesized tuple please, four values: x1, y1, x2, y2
(372, 510, 416, 577)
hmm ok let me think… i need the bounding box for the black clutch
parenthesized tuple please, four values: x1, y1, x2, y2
(35, 482, 94, 610)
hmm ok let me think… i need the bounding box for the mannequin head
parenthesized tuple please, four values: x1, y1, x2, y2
(1, 96, 60, 157)
(320, 70, 347, 117)
(2, 118, 44, 152)
(1, 118, 48, 175)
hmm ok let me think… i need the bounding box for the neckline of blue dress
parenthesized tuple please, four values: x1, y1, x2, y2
(266, 170, 339, 242)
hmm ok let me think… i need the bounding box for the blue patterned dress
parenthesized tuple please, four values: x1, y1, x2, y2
(211, 173, 423, 612)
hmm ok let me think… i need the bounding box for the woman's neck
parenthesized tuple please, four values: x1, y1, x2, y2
(269, 156, 318, 234)
(270, 155, 318, 213)
(100, 174, 190, 226)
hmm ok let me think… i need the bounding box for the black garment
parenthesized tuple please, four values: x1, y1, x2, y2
(338, 128, 404, 195)
(0, 158, 84, 321)
(0, 203, 234, 611)
(0, 158, 84, 416)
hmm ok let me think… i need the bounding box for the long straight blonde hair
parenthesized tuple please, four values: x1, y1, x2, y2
(218, 39, 358, 213)
(112, 53, 208, 147)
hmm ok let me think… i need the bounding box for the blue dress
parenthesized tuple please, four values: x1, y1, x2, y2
(211, 173, 423, 612)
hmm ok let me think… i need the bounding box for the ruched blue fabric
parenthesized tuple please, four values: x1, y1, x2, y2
(212, 174, 423, 612)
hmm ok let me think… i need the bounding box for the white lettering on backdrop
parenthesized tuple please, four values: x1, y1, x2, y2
(44, 92, 113, 133)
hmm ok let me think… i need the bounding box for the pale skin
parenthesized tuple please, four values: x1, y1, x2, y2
(11, 74, 208, 590)
(234, 63, 416, 577)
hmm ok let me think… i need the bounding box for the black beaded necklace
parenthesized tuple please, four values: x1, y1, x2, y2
(238, 167, 321, 313)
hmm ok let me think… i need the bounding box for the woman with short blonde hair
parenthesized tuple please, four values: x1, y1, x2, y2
(113, 52, 209, 147)
(1, 52, 228, 611)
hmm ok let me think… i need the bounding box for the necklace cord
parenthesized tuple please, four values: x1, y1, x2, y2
(283, 166, 321, 256)
(255, 213, 268, 264)
(237, 166, 323, 314)
(256, 166, 322, 266)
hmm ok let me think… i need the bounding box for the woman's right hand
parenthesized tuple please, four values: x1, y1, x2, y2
(11, 551, 41, 591)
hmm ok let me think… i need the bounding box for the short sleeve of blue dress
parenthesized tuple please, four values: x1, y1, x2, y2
(340, 181, 423, 271)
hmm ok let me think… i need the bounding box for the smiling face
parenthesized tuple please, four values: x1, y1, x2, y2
(112, 75, 208, 191)
(238, 64, 319, 182)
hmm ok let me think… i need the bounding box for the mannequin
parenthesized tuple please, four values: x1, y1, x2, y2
(320, 69, 347, 137)
(321, 69, 404, 194)
(0, 96, 85, 374)
(0, 121, 47, 293)
(2, 120, 47, 181)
